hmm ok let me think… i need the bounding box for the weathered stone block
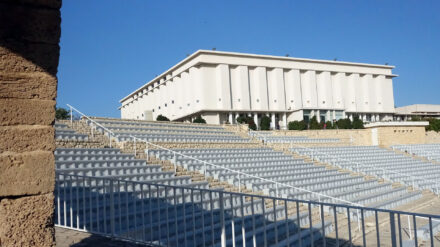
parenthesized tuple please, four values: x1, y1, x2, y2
(0, 125, 55, 152)
(0, 99, 55, 125)
(0, 72, 57, 99)
(0, 151, 54, 197)
(0, 193, 55, 247)
(0, 42, 60, 75)
(0, 2, 61, 44)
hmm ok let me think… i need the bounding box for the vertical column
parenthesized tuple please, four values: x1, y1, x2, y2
(254, 113, 259, 130)
(228, 113, 233, 124)
(0, 1, 61, 246)
(282, 113, 287, 130)
(271, 113, 276, 129)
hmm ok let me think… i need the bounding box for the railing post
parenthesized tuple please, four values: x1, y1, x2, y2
(390, 212, 397, 247)
(219, 192, 226, 247)
(69, 105, 73, 125)
(238, 173, 241, 193)
(109, 133, 112, 148)
(109, 179, 115, 237)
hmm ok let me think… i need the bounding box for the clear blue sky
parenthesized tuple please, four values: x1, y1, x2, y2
(57, 0, 440, 117)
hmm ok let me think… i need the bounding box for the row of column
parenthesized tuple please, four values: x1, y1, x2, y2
(228, 112, 288, 130)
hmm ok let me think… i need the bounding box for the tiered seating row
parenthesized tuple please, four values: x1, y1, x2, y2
(86, 119, 251, 143)
(392, 143, 440, 162)
(249, 132, 339, 144)
(291, 146, 440, 194)
(55, 147, 330, 246)
(55, 122, 88, 141)
(149, 147, 421, 213)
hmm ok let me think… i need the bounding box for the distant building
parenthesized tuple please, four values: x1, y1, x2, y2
(120, 50, 397, 128)
(395, 104, 440, 120)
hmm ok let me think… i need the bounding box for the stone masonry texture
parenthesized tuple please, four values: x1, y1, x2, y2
(0, 0, 61, 246)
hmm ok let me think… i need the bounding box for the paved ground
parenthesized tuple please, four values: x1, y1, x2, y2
(55, 227, 148, 247)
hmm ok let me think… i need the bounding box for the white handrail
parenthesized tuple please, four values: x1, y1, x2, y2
(66, 104, 363, 207)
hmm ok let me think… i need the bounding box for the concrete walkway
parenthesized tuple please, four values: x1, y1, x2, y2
(55, 227, 148, 247)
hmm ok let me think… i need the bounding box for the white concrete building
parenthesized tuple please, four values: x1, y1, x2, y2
(395, 104, 440, 120)
(120, 50, 397, 128)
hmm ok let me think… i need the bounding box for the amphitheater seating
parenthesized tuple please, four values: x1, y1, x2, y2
(55, 147, 331, 246)
(55, 122, 89, 141)
(149, 147, 422, 213)
(249, 131, 339, 144)
(291, 146, 440, 194)
(87, 118, 251, 143)
(392, 143, 440, 162)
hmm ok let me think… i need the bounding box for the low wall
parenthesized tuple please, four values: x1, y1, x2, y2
(269, 129, 372, 146)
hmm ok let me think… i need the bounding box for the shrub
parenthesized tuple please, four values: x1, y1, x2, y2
(324, 121, 334, 129)
(288, 120, 307, 130)
(309, 116, 321, 129)
(156, 114, 170, 121)
(236, 116, 256, 130)
(260, 116, 271, 130)
(336, 118, 352, 129)
(426, 118, 440, 132)
(192, 116, 207, 124)
(247, 118, 257, 130)
(55, 107, 70, 120)
(236, 116, 247, 124)
(352, 116, 364, 129)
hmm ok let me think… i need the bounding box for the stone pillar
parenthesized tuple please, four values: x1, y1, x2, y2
(254, 113, 259, 130)
(270, 113, 276, 129)
(0, 0, 61, 246)
(228, 113, 233, 124)
(235, 113, 240, 124)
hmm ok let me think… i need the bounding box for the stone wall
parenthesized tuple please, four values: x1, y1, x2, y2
(376, 126, 426, 147)
(426, 131, 440, 144)
(0, 0, 61, 246)
(269, 129, 372, 146)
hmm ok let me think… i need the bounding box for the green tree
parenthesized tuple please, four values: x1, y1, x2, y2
(236, 116, 247, 124)
(325, 121, 334, 129)
(309, 116, 321, 129)
(336, 118, 352, 129)
(260, 116, 271, 130)
(288, 120, 307, 130)
(411, 116, 422, 121)
(352, 116, 364, 129)
(193, 116, 206, 124)
(426, 118, 440, 132)
(55, 107, 70, 120)
(156, 114, 170, 121)
(235, 116, 256, 130)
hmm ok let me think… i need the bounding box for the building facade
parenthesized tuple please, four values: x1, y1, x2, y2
(395, 104, 440, 120)
(120, 50, 397, 128)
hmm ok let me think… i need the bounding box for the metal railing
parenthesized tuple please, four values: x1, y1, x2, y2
(55, 172, 440, 247)
(66, 104, 363, 208)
